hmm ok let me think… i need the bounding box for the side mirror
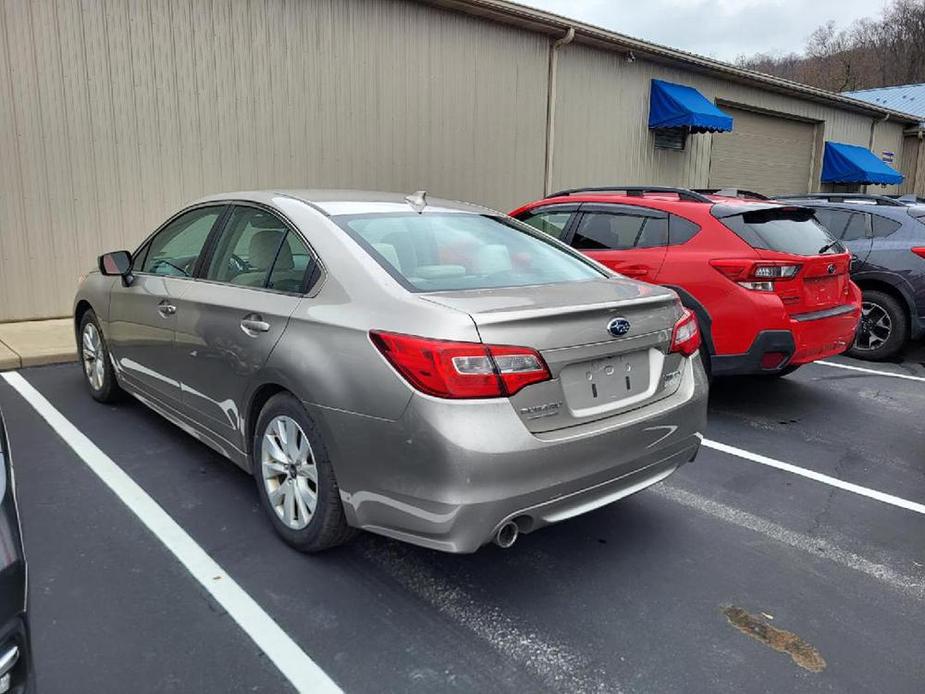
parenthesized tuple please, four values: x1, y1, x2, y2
(98, 250, 134, 286)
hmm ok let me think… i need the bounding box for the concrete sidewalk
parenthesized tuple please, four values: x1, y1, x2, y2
(0, 318, 77, 370)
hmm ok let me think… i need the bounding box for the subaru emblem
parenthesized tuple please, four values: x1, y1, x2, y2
(607, 317, 631, 337)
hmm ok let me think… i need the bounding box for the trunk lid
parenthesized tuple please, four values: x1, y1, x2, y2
(422, 278, 687, 432)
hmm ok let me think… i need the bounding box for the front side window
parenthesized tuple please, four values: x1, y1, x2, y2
(142, 207, 223, 276)
(335, 212, 604, 292)
(517, 209, 573, 239)
(573, 213, 668, 250)
(206, 207, 306, 290)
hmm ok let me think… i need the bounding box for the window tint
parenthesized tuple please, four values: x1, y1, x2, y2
(141, 207, 222, 276)
(573, 213, 667, 250)
(668, 215, 700, 245)
(206, 207, 291, 288)
(267, 232, 313, 293)
(871, 215, 902, 238)
(814, 209, 869, 241)
(842, 213, 870, 241)
(812, 208, 850, 237)
(517, 209, 573, 239)
(722, 208, 843, 256)
(335, 212, 604, 292)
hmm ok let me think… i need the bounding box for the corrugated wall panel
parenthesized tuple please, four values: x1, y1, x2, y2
(0, 0, 549, 321)
(551, 44, 909, 197)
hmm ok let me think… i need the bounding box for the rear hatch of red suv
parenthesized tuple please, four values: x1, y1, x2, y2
(711, 203, 859, 362)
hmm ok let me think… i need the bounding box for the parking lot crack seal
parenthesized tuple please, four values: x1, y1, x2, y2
(722, 606, 826, 672)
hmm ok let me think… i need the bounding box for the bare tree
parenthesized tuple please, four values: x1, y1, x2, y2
(737, 0, 925, 91)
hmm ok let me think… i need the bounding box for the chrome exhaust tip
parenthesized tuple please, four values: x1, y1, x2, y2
(494, 521, 519, 549)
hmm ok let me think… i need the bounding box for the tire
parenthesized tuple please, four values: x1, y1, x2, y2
(847, 290, 908, 361)
(252, 393, 355, 552)
(78, 309, 123, 403)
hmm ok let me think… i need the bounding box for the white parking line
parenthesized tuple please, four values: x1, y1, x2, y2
(653, 484, 925, 601)
(702, 438, 925, 516)
(816, 360, 925, 383)
(1, 372, 341, 694)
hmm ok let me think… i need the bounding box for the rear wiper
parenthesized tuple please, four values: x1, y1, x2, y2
(818, 240, 840, 254)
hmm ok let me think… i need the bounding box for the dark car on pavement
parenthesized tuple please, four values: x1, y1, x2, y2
(0, 408, 31, 693)
(777, 193, 925, 360)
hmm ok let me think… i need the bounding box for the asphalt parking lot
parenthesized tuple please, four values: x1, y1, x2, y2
(2, 348, 924, 693)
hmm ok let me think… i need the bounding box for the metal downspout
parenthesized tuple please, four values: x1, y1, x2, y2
(866, 113, 890, 193)
(544, 27, 575, 196)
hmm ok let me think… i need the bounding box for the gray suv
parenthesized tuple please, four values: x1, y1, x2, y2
(778, 193, 925, 360)
(74, 190, 708, 553)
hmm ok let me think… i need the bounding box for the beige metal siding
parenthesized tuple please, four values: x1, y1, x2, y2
(551, 44, 909, 197)
(0, 0, 549, 321)
(708, 107, 816, 196)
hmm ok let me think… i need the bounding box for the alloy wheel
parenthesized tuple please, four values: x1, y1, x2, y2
(81, 322, 106, 391)
(261, 415, 318, 530)
(855, 301, 892, 352)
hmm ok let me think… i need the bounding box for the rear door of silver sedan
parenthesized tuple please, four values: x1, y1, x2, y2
(172, 204, 318, 450)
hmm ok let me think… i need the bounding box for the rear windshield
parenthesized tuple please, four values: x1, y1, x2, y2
(721, 207, 844, 256)
(334, 212, 605, 292)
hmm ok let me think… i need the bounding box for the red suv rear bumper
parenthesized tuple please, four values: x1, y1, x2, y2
(710, 298, 861, 376)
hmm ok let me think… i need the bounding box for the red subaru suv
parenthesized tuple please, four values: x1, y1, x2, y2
(511, 187, 862, 378)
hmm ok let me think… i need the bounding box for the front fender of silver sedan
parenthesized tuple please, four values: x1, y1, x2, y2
(73, 271, 118, 336)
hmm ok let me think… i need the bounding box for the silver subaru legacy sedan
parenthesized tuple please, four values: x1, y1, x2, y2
(74, 190, 708, 553)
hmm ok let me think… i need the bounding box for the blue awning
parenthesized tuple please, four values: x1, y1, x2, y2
(648, 79, 733, 133)
(821, 141, 904, 185)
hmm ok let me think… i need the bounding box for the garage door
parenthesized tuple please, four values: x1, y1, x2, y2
(709, 107, 816, 196)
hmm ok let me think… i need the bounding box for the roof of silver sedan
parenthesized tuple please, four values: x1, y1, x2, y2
(193, 189, 498, 217)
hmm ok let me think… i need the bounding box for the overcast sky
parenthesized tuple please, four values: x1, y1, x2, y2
(521, 0, 888, 62)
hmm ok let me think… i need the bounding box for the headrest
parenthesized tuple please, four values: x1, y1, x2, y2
(249, 230, 292, 270)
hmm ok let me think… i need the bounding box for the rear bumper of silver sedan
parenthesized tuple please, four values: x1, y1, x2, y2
(312, 354, 708, 553)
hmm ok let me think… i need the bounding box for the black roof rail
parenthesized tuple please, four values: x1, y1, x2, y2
(548, 186, 713, 203)
(890, 194, 925, 204)
(693, 188, 770, 200)
(775, 193, 905, 207)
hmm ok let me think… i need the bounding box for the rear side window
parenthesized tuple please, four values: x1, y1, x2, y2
(206, 207, 313, 292)
(813, 209, 869, 241)
(335, 212, 604, 292)
(668, 216, 700, 245)
(517, 209, 573, 239)
(721, 208, 843, 256)
(572, 212, 668, 250)
(871, 215, 902, 238)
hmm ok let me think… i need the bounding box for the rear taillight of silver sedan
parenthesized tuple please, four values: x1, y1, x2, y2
(370, 331, 551, 399)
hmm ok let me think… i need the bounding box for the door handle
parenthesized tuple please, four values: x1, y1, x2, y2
(240, 318, 271, 335)
(610, 263, 648, 278)
(158, 301, 177, 316)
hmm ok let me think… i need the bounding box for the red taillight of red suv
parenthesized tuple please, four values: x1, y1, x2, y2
(912, 248, 925, 260)
(670, 308, 702, 357)
(709, 259, 802, 292)
(370, 331, 551, 399)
